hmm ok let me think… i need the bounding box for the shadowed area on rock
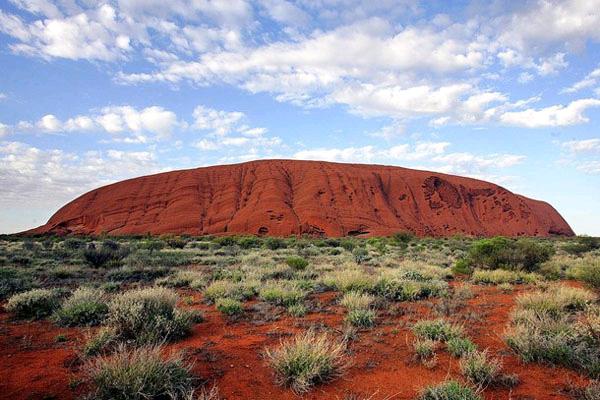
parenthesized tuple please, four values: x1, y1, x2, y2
(27, 160, 574, 237)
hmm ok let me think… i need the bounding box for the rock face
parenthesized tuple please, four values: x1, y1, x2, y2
(28, 160, 574, 237)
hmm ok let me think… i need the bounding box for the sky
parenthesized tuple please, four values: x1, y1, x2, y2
(0, 0, 600, 235)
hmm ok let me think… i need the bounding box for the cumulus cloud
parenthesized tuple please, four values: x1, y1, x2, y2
(499, 98, 600, 128)
(562, 66, 600, 94)
(561, 138, 600, 154)
(8, 105, 180, 141)
(0, 141, 161, 206)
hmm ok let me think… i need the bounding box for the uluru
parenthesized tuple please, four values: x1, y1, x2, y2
(28, 159, 573, 237)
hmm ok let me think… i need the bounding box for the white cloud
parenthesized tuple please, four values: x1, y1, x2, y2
(37, 114, 62, 132)
(577, 160, 600, 174)
(562, 66, 600, 93)
(0, 141, 161, 206)
(561, 138, 600, 154)
(499, 98, 600, 128)
(0, 123, 9, 137)
(0, 5, 137, 61)
(193, 106, 245, 136)
(10, 105, 180, 141)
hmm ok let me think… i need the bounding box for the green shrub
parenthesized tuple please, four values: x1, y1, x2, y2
(391, 231, 415, 245)
(63, 237, 86, 250)
(572, 257, 600, 289)
(265, 329, 348, 393)
(505, 299, 600, 377)
(106, 287, 195, 345)
(285, 256, 309, 271)
(83, 327, 118, 356)
(215, 298, 243, 315)
(156, 270, 206, 289)
(86, 345, 194, 400)
(83, 243, 129, 268)
(459, 349, 502, 386)
(352, 247, 369, 264)
(238, 236, 261, 249)
(447, 337, 477, 357)
(471, 269, 540, 285)
(340, 240, 355, 251)
(54, 287, 108, 326)
(259, 281, 305, 306)
(287, 304, 307, 317)
(140, 240, 166, 253)
(563, 236, 600, 256)
(322, 269, 375, 293)
(467, 237, 553, 272)
(265, 237, 287, 250)
(412, 319, 464, 342)
(213, 236, 237, 247)
(340, 291, 375, 310)
(165, 237, 187, 249)
(413, 338, 437, 361)
(0, 267, 34, 300)
(5, 288, 61, 319)
(419, 380, 481, 400)
(452, 259, 472, 275)
(345, 308, 375, 327)
(516, 285, 594, 316)
(204, 280, 255, 302)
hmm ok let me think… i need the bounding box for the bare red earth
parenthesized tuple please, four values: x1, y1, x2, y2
(28, 159, 573, 237)
(0, 285, 588, 400)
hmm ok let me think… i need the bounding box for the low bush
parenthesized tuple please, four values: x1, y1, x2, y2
(570, 257, 600, 289)
(467, 237, 553, 272)
(413, 338, 437, 361)
(156, 270, 207, 289)
(106, 287, 195, 345)
(259, 281, 305, 307)
(459, 349, 502, 386)
(419, 380, 481, 400)
(5, 288, 61, 319)
(215, 298, 243, 316)
(285, 256, 309, 271)
(54, 287, 108, 326)
(0, 267, 34, 300)
(265, 237, 287, 250)
(516, 285, 594, 316)
(83, 243, 129, 268)
(352, 247, 369, 264)
(563, 236, 600, 256)
(471, 269, 540, 285)
(412, 319, 464, 342)
(345, 308, 375, 328)
(340, 291, 375, 311)
(86, 344, 194, 400)
(452, 259, 473, 275)
(447, 337, 477, 357)
(265, 329, 348, 393)
(322, 269, 375, 293)
(204, 280, 255, 302)
(287, 304, 307, 317)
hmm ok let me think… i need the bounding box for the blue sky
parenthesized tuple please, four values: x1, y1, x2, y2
(1, 0, 600, 235)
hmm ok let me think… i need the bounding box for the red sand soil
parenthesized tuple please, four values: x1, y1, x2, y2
(0, 285, 589, 400)
(27, 159, 573, 238)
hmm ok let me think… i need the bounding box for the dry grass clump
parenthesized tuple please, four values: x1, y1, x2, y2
(322, 268, 375, 293)
(471, 269, 540, 285)
(459, 349, 502, 386)
(5, 288, 61, 319)
(203, 280, 255, 302)
(54, 286, 108, 326)
(516, 284, 595, 316)
(505, 285, 600, 377)
(265, 329, 349, 393)
(418, 380, 481, 400)
(86, 344, 195, 400)
(340, 291, 375, 310)
(258, 281, 306, 306)
(215, 297, 243, 316)
(412, 319, 464, 342)
(105, 287, 196, 346)
(156, 270, 207, 289)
